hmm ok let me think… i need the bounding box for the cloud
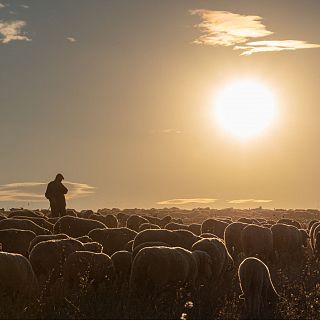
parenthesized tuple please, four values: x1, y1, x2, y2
(190, 10, 272, 47)
(157, 198, 218, 205)
(150, 129, 182, 135)
(228, 199, 272, 204)
(0, 181, 95, 202)
(66, 37, 77, 43)
(0, 20, 31, 44)
(190, 9, 320, 55)
(235, 40, 320, 56)
(20, 5, 29, 9)
(0, 3, 5, 9)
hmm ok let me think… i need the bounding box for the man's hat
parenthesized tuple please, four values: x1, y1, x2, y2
(55, 173, 64, 180)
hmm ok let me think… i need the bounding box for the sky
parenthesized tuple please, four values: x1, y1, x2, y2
(0, 0, 320, 210)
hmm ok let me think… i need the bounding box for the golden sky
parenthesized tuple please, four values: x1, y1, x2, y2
(0, 0, 320, 210)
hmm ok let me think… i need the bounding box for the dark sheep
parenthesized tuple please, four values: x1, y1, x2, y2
(188, 223, 202, 236)
(133, 229, 200, 251)
(165, 222, 189, 231)
(53, 216, 106, 238)
(111, 250, 132, 285)
(124, 240, 134, 252)
(241, 224, 273, 264)
(28, 234, 69, 254)
(76, 235, 93, 243)
(13, 216, 54, 232)
(0, 219, 51, 235)
(126, 215, 149, 232)
(138, 223, 160, 232)
(224, 222, 249, 262)
(0, 229, 36, 257)
(271, 223, 307, 268)
(104, 214, 118, 228)
(132, 241, 171, 261)
(8, 209, 43, 219)
(201, 219, 230, 239)
(0, 252, 39, 302)
(83, 241, 103, 253)
(89, 228, 137, 255)
(238, 257, 279, 319)
(130, 246, 197, 302)
(277, 218, 301, 229)
(29, 238, 85, 284)
(238, 217, 259, 225)
(63, 251, 115, 292)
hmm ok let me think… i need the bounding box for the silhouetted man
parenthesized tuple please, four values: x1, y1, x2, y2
(45, 173, 68, 217)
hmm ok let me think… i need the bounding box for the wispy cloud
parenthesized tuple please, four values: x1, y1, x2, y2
(0, 181, 95, 202)
(0, 3, 5, 9)
(150, 128, 182, 135)
(235, 40, 320, 56)
(20, 4, 29, 9)
(0, 20, 31, 44)
(190, 9, 320, 55)
(228, 199, 272, 204)
(66, 37, 77, 43)
(157, 198, 218, 205)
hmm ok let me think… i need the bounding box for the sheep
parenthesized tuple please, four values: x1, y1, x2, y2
(188, 223, 202, 236)
(12, 216, 54, 232)
(191, 238, 234, 286)
(314, 232, 320, 256)
(164, 222, 189, 231)
(0, 252, 39, 302)
(200, 233, 218, 238)
(79, 210, 94, 219)
(277, 218, 301, 229)
(133, 229, 200, 251)
(8, 209, 43, 219)
(308, 219, 318, 233)
(138, 223, 160, 232)
(63, 251, 115, 292)
(311, 222, 320, 250)
(89, 228, 137, 255)
(224, 222, 249, 262)
(144, 216, 162, 227)
(191, 250, 213, 285)
(238, 257, 279, 319)
(126, 215, 149, 232)
(0, 229, 36, 257)
(76, 235, 93, 243)
(238, 217, 259, 225)
(111, 250, 132, 285)
(29, 238, 85, 284)
(201, 218, 230, 239)
(83, 242, 103, 253)
(241, 224, 273, 264)
(89, 213, 105, 224)
(28, 234, 69, 254)
(124, 240, 134, 252)
(53, 216, 106, 238)
(104, 214, 118, 228)
(132, 241, 171, 261)
(130, 246, 197, 304)
(271, 223, 307, 269)
(0, 219, 51, 235)
(116, 212, 130, 227)
(160, 215, 172, 227)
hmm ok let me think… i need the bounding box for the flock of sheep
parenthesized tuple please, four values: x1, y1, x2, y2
(0, 207, 319, 319)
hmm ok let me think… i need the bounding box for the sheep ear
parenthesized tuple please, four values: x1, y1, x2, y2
(239, 293, 245, 300)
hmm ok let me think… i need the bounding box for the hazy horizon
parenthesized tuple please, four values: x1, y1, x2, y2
(1, 0, 320, 210)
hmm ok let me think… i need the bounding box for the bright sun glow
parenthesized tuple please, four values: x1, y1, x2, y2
(215, 80, 277, 139)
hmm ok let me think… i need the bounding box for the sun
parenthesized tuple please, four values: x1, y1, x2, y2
(214, 80, 277, 139)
